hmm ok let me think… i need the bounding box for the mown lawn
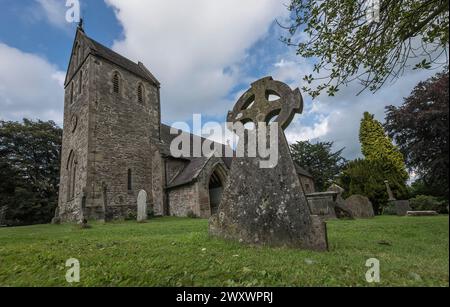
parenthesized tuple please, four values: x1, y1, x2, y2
(0, 216, 448, 287)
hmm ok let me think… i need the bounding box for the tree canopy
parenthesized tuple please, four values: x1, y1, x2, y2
(290, 140, 347, 191)
(282, 0, 449, 98)
(360, 112, 409, 181)
(0, 119, 62, 226)
(385, 70, 449, 198)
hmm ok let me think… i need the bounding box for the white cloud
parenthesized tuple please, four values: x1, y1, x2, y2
(0, 43, 65, 125)
(34, 0, 70, 30)
(104, 0, 288, 123)
(282, 64, 441, 160)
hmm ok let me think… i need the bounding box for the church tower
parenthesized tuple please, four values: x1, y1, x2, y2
(56, 25, 161, 222)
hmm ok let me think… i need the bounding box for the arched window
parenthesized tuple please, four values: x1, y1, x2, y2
(137, 84, 144, 104)
(67, 151, 77, 201)
(127, 169, 132, 191)
(113, 72, 120, 94)
(78, 70, 83, 94)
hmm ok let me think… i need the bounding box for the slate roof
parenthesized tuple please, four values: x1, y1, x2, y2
(159, 124, 233, 189)
(295, 164, 314, 179)
(65, 29, 160, 87)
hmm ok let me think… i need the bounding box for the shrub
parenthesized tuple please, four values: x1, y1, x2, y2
(409, 195, 449, 214)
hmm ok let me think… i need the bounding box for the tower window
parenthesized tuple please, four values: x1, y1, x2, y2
(67, 151, 77, 201)
(138, 84, 144, 104)
(113, 73, 120, 94)
(127, 169, 132, 191)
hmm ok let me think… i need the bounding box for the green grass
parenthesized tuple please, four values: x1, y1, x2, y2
(0, 216, 448, 287)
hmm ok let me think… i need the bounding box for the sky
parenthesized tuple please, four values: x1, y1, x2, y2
(0, 0, 444, 160)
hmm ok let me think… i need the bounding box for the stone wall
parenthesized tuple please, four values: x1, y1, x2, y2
(168, 183, 199, 217)
(84, 57, 160, 220)
(167, 158, 229, 218)
(300, 176, 315, 194)
(306, 192, 337, 219)
(57, 38, 161, 222)
(57, 38, 92, 223)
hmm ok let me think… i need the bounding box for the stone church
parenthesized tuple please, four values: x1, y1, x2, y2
(55, 27, 316, 223)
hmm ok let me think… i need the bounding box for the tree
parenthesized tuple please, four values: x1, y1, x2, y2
(385, 70, 449, 198)
(360, 112, 408, 181)
(339, 158, 409, 214)
(290, 141, 347, 191)
(0, 119, 62, 225)
(282, 0, 449, 98)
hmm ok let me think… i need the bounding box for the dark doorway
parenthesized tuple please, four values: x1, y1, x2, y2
(208, 169, 224, 216)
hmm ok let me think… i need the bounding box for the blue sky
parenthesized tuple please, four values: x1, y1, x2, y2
(0, 0, 443, 160)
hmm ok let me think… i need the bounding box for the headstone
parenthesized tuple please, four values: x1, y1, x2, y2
(407, 211, 438, 216)
(384, 180, 396, 201)
(209, 77, 328, 251)
(391, 200, 412, 216)
(137, 190, 148, 222)
(306, 192, 338, 220)
(326, 184, 354, 219)
(343, 195, 375, 218)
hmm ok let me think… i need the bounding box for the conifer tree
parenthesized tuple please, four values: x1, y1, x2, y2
(359, 112, 408, 181)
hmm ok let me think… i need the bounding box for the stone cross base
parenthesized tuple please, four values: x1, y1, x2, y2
(209, 130, 328, 251)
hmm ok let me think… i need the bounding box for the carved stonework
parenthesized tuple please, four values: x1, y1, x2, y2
(209, 77, 328, 251)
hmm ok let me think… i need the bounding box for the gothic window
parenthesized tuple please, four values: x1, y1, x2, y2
(127, 169, 132, 191)
(137, 84, 144, 104)
(113, 72, 120, 94)
(78, 70, 83, 94)
(67, 151, 77, 201)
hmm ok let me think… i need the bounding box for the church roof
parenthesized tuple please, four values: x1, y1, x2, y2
(65, 29, 160, 87)
(295, 164, 314, 179)
(159, 124, 233, 189)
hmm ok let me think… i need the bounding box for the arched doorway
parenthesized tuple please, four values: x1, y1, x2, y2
(208, 165, 227, 216)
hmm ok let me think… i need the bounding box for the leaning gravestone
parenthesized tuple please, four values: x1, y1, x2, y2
(137, 190, 148, 222)
(209, 77, 328, 251)
(343, 195, 375, 218)
(326, 184, 354, 219)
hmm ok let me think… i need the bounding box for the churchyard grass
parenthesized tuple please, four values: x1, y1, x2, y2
(0, 216, 448, 287)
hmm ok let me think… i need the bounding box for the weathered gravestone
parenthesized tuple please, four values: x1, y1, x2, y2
(343, 195, 375, 218)
(306, 192, 338, 220)
(391, 200, 412, 216)
(384, 180, 411, 216)
(326, 184, 354, 219)
(209, 77, 328, 251)
(137, 190, 148, 222)
(407, 211, 438, 216)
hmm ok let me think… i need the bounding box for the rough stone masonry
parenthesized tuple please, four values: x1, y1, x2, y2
(209, 77, 328, 251)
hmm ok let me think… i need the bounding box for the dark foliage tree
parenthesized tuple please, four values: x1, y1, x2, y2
(385, 70, 449, 198)
(0, 119, 62, 225)
(282, 0, 449, 98)
(290, 141, 347, 191)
